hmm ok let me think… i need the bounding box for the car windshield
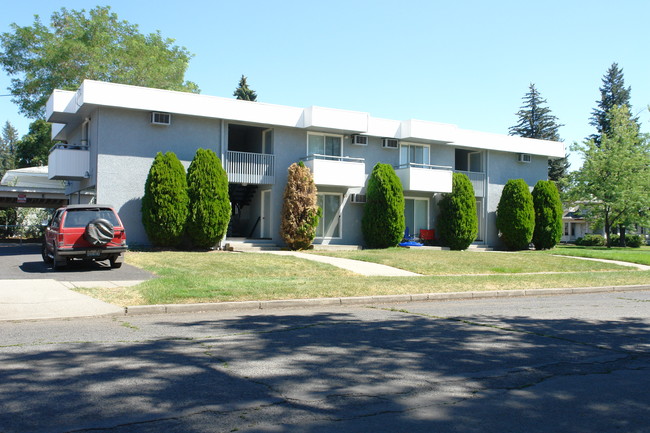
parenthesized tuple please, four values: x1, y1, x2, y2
(62, 209, 120, 228)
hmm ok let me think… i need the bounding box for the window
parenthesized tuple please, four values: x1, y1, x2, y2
(316, 193, 341, 238)
(564, 223, 569, 236)
(263, 129, 273, 154)
(400, 143, 429, 166)
(455, 149, 483, 172)
(404, 198, 429, 236)
(308, 134, 342, 157)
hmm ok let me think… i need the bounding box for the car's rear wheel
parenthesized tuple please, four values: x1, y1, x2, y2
(109, 255, 123, 269)
(41, 242, 53, 264)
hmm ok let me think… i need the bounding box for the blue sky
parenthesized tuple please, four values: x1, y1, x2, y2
(2, 0, 649, 170)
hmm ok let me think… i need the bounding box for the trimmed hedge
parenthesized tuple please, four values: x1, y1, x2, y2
(280, 161, 321, 250)
(496, 179, 535, 250)
(362, 163, 405, 248)
(531, 180, 563, 250)
(575, 234, 606, 246)
(141, 152, 189, 247)
(438, 172, 478, 250)
(186, 148, 230, 249)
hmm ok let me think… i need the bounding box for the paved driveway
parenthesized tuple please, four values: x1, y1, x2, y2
(0, 242, 153, 281)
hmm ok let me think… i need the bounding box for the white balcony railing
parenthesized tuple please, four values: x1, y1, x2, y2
(226, 151, 275, 185)
(48, 144, 90, 180)
(301, 154, 366, 187)
(395, 163, 453, 193)
(455, 170, 485, 197)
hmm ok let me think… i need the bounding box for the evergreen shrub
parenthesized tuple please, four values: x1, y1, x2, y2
(496, 179, 535, 250)
(280, 161, 321, 250)
(438, 172, 478, 250)
(141, 152, 189, 247)
(362, 163, 405, 248)
(575, 234, 605, 246)
(186, 148, 230, 249)
(531, 180, 563, 250)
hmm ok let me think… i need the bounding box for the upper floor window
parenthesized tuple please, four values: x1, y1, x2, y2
(308, 133, 342, 157)
(400, 143, 430, 166)
(455, 149, 483, 172)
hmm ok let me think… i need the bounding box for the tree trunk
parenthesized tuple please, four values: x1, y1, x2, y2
(604, 213, 611, 248)
(619, 225, 626, 247)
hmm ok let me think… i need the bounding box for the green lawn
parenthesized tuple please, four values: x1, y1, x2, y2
(71, 249, 650, 306)
(309, 247, 628, 275)
(548, 245, 650, 266)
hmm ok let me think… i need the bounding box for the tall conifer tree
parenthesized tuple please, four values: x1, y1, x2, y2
(233, 75, 257, 101)
(509, 84, 568, 182)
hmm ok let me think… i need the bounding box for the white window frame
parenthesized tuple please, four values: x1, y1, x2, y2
(404, 196, 430, 236)
(316, 192, 343, 239)
(307, 132, 344, 157)
(400, 142, 430, 166)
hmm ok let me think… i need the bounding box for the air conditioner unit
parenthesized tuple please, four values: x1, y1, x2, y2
(382, 138, 399, 149)
(350, 193, 367, 204)
(517, 153, 532, 163)
(351, 135, 368, 146)
(151, 112, 171, 126)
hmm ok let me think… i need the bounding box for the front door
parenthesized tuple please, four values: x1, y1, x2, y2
(261, 189, 271, 239)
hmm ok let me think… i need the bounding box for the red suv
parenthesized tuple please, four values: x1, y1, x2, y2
(42, 204, 128, 269)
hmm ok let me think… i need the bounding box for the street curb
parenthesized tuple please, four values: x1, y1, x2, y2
(120, 284, 650, 316)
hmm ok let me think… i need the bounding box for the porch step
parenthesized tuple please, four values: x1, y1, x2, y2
(224, 238, 281, 252)
(467, 244, 493, 252)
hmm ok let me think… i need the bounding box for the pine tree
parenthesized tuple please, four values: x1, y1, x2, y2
(362, 163, 405, 248)
(233, 75, 257, 101)
(496, 179, 535, 250)
(531, 180, 563, 250)
(280, 161, 320, 250)
(437, 172, 478, 250)
(186, 148, 230, 249)
(141, 152, 189, 247)
(589, 63, 638, 146)
(509, 83, 568, 182)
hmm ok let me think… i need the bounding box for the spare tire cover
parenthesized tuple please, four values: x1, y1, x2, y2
(84, 218, 114, 246)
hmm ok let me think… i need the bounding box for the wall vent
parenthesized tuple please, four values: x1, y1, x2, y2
(151, 112, 171, 126)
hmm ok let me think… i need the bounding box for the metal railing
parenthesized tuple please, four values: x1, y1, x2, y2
(455, 170, 485, 197)
(394, 162, 452, 171)
(49, 143, 90, 154)
(226, 151, 275, 185)
(301, 154, 365, 163)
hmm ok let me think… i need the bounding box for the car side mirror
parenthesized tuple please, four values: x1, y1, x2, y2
(41, 219, 49, 227)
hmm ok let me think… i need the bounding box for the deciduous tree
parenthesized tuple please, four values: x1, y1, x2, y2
(0, 6, 199, 118)
(280, 162, 320, 250)
(15, 119, 53, 168)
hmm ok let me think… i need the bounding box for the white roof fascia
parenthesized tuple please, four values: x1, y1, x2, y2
(46, 80, 565, 158)
(453, 129, 565, 158)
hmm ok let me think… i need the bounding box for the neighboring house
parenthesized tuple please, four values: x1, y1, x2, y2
(45, 80, 564, 248)
(561, 207, 594, 243)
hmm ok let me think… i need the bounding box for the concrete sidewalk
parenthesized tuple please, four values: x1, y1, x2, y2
(261, 251, 421, 276)
(0, 279, 138, 321)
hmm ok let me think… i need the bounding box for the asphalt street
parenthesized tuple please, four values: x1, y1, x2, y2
(1, 290, 649, 433)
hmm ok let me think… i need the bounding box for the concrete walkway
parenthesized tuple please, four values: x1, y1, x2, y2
(0, 279, 139, 321)
(262, 251, 421, 276)
(552, 254, 650, 270)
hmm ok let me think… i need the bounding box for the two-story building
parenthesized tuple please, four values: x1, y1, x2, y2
(46, 80, 564, 248)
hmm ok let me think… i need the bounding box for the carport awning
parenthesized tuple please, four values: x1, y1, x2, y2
(0, 186, 69, 208)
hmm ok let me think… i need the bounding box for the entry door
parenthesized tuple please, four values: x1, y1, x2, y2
(261, 190, 271, 239)
(476, 199, 483, 242)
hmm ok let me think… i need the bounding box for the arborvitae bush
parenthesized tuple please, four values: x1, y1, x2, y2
(496, 179, 535, 250)
(531, 180, 563, 250)
(141, 152, 189, 247)
(362, 163, 405, 248)
(438, 172, 478, 250)
(280, 161, 321, 250)
(186, 148, 230, 249)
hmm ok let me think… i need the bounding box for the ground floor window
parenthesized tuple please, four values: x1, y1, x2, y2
(404, 198, 429, 236)
(316, 193, 341, 238)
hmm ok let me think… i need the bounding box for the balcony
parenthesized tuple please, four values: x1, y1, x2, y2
(226, 151, 275, 185)
(455, 170, 485, 197)
(395, 163, 453, 193)
(48, 144, 90, 180)
(302, 154, 366, 188)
